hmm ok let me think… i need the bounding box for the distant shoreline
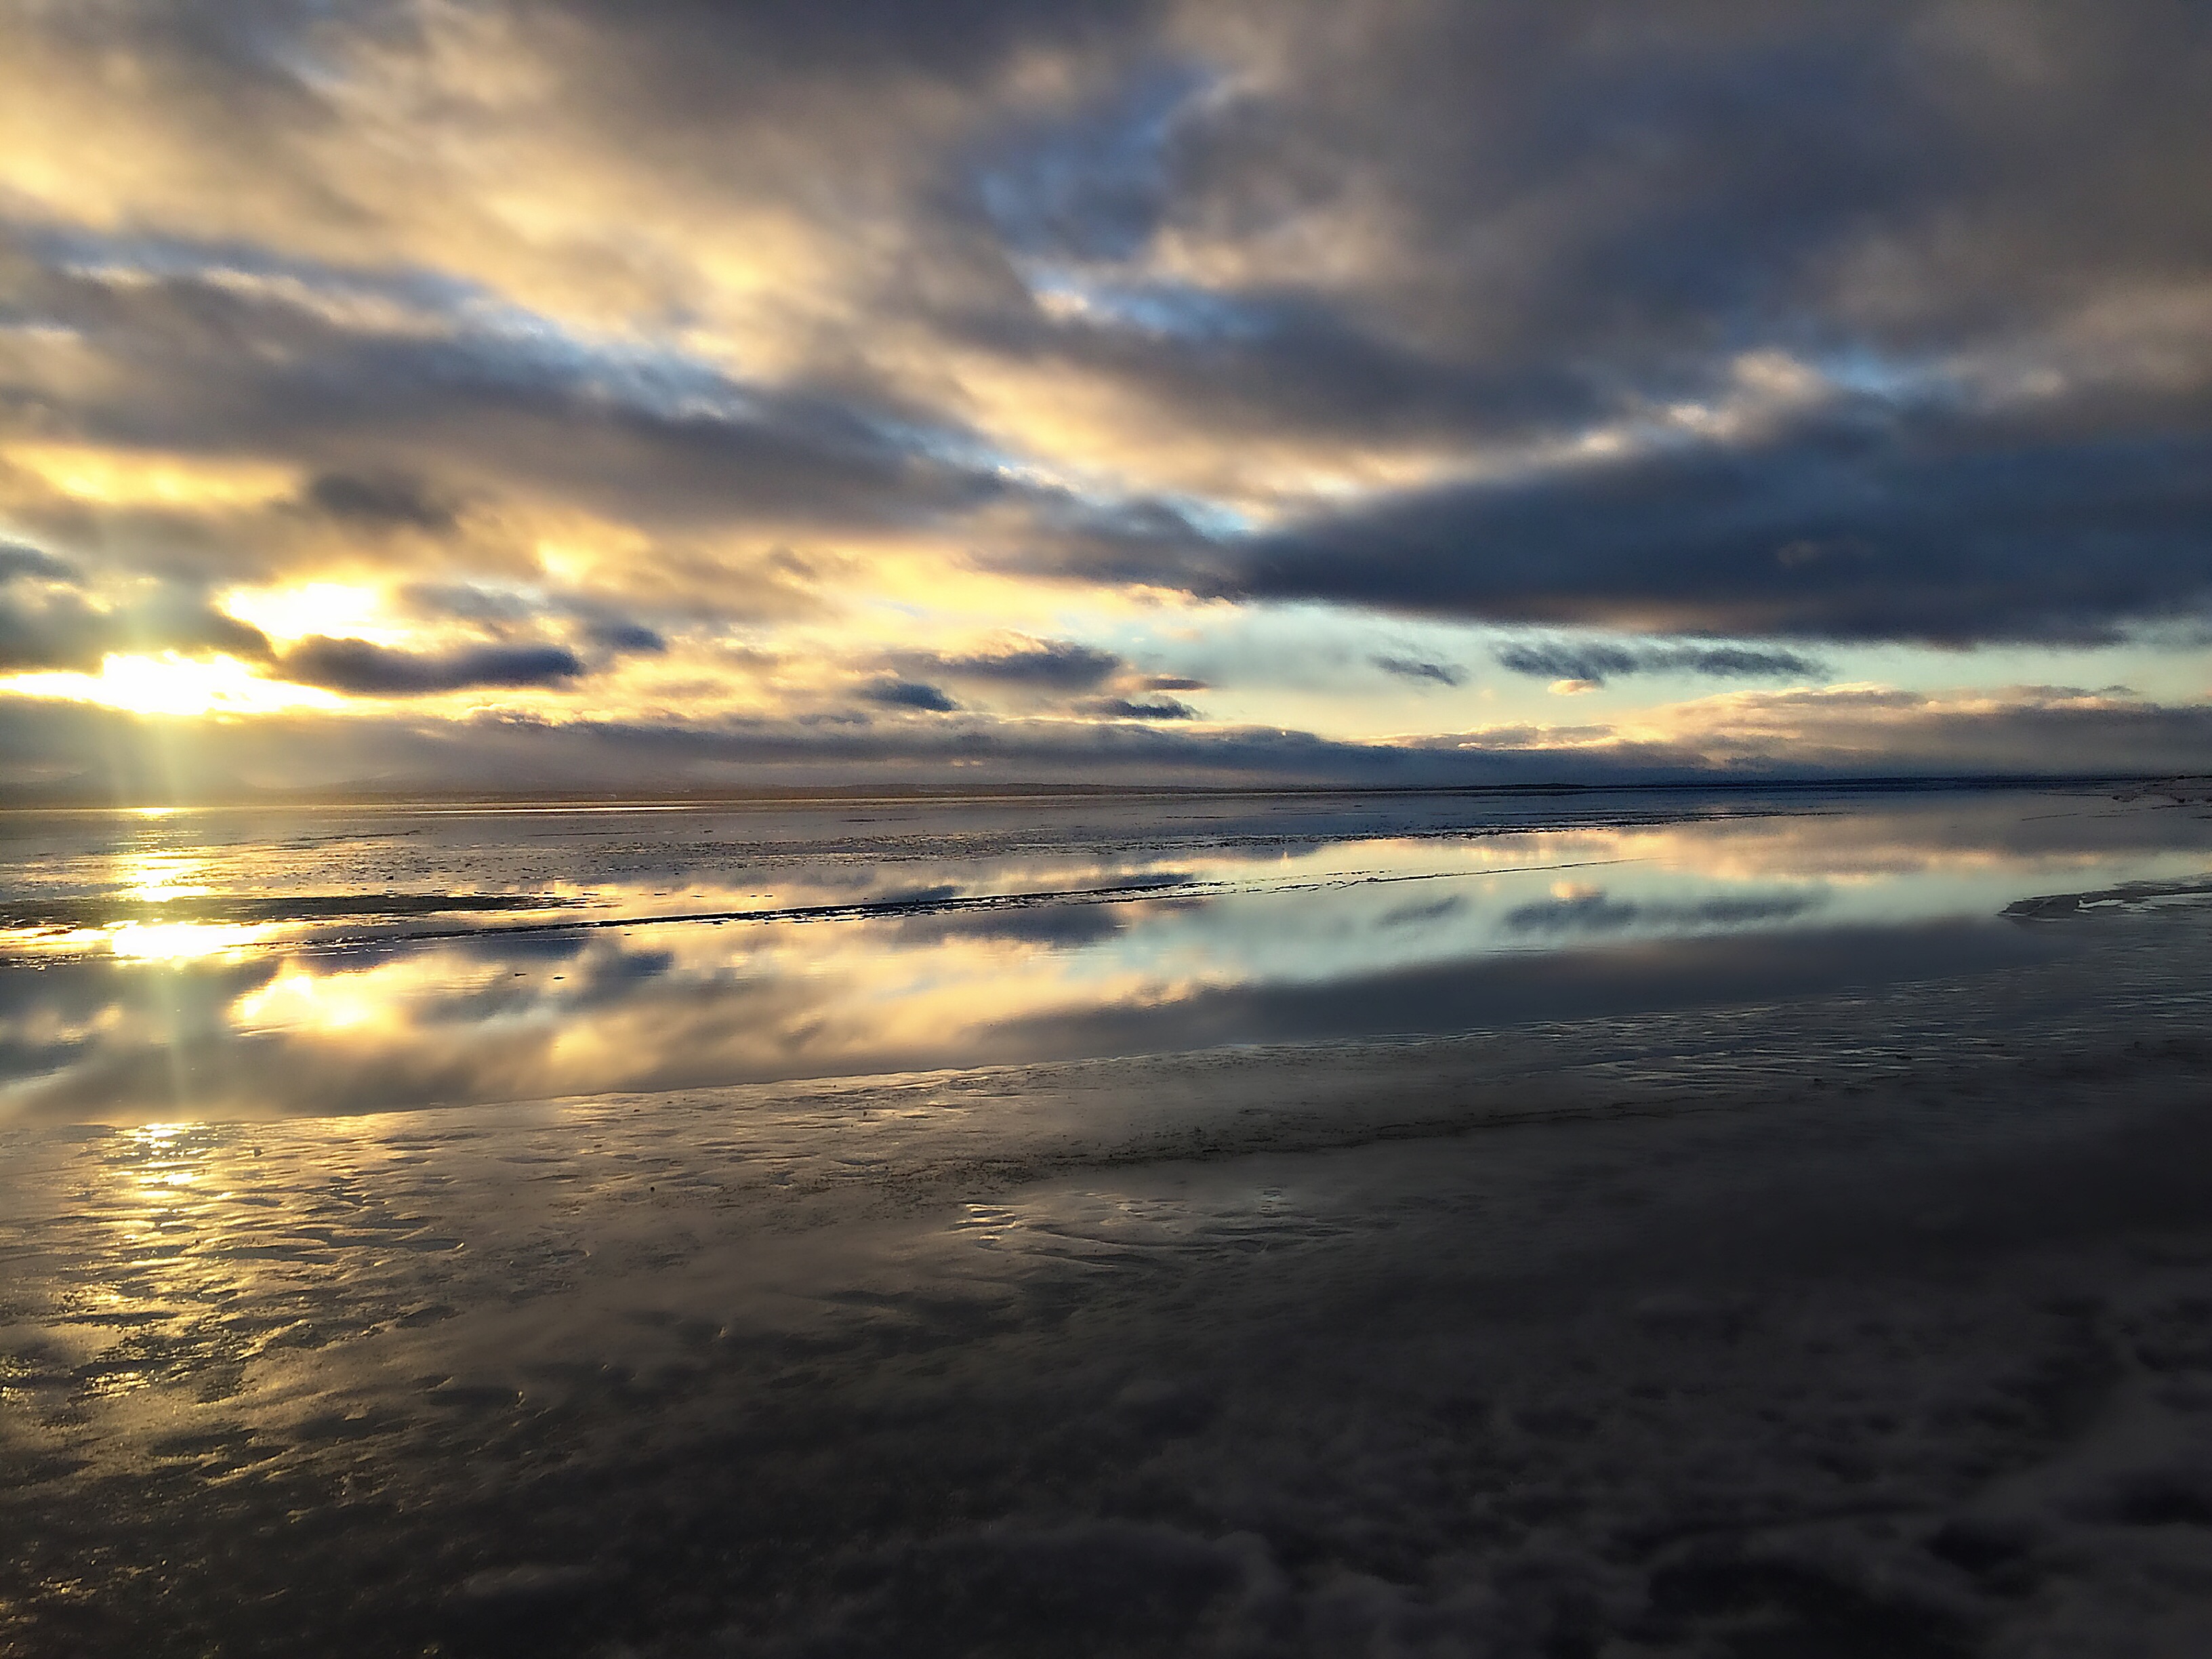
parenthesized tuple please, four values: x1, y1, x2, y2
(3, 771, 2204, 815)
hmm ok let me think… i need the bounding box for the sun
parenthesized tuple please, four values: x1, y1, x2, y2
(0, 652, 342, 717)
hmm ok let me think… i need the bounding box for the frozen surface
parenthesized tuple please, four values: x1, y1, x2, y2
(8, 783, 2212, 1654)
(7, 888, 2212, 1654)
(6, 781, 2212, 1126)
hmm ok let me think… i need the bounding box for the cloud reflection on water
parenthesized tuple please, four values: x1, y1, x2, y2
(1, 789, 2208, 1124)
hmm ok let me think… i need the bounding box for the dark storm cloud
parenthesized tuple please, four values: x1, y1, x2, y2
(279, 637, 585, 696)
(1494, 641, 1824, 686)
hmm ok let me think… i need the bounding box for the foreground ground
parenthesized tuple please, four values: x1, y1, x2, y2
(7, 914, 2212, 1657)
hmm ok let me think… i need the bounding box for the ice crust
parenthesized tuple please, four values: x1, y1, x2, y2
(7, 917, 2212, 1655)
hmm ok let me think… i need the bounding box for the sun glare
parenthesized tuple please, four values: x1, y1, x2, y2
(124, 857, 213, 903)
(108, 920, 275, 962)
(0, 653, 342, 716)
(222, 582, 402, 648)
(7, 442, 298, 508)
(232, 967, 384, 1031)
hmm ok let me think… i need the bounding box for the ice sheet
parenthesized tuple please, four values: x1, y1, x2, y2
(7, 910, 2212, 1655)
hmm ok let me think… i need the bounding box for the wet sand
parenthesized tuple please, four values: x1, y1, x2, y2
(7, 912, 2212, 1656)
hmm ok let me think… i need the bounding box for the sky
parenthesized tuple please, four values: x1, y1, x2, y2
(1, 0, 2209, 798)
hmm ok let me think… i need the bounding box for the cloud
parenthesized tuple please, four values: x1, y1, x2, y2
(1082, 695, 1196, 720)
(547, 0, 1158, 91)
(1495, 641, 1824, 686)
(1642, 682, 2212, 777)
(576, 615, 668, 655)
(10, 679, 2212, 806)
(991, 923, 2045, 1064)
(0, 560, 273, 673)
(0, 246, 1020, 554)
(926, 639, 1124, 690)
(1199, 399, 2212, 641)
(1502, 892, 1821, 936)
(0, 541, 72, 583)
(302, 471, 457, 531)
(0, 695, 1650, 801)
(865, 679, 961, 712)
(1, 0, 2209, 783)
(278, 638, 586, 697)
(878, 640, 1209, 716)
(955, 7, 2212, 643)
(398, 584, 669, 657)
(1373, 656, 1464, 687)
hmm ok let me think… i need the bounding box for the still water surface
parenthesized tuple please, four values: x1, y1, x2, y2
(4, 783, 2208, 1126)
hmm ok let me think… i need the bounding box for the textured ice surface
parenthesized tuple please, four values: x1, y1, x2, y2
(7, 913, 2212, 1655)
(7, 783, 2212, 1126)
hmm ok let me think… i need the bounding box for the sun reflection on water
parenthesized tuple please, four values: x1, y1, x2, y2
(233, 967, 386, 1031)
(107, 920, 276, 961)
(3, 792, 2209, 1126)
(123, 856, 214, 904)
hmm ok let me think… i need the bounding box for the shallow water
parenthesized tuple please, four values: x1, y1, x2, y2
(8, 782, 2212, 1656)
(7, 916, 2212, 1656)
(4, 782, 2209, 1126)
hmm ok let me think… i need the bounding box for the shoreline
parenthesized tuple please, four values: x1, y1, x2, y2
(4, 772, 2204, 817)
